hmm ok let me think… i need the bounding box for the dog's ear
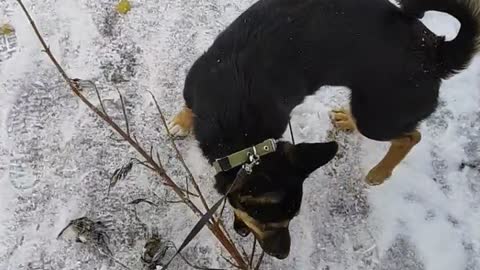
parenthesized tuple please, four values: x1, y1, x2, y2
(283, 141, 338, 176)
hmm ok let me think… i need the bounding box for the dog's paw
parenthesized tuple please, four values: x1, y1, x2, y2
(167, 107, 193, 137)
(330, 109, 355, 131)
(366, 166, 392, 186)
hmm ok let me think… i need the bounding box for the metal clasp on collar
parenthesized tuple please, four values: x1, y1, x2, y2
(243, 146, 260, 174)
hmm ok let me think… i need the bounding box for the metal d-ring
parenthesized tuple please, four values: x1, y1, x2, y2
(244, 147, 261, 174)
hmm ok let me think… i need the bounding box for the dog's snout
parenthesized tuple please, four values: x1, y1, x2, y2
(259, 228, 291, 260)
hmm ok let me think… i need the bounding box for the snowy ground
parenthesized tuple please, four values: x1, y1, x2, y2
(1, 0, 480, 269)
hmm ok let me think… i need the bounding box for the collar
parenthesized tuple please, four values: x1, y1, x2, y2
(213, 139, 277, 173)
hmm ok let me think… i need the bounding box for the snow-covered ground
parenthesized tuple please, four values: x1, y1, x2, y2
(1, 0, 479, 269)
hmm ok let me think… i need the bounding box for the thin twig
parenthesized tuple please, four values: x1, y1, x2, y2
(249, 238, 257, 268)
(162, 182, 199, 197)
(220, 254, 242, 269)
(165, 199, 185, 204)
(148, 91, 210, 211)
(185, 176, 190, 200)
(218, 198, 228, 219)
(77, 79, 108, 115)
(116, 88, 130, 136)
(254, 251, 265, 270)
(133, 134, 140, 145)
(155, 149, 164, 171)
(238, 245, 250, 265)
(131, 158, 156, 171)
(149, 91, 240, 265)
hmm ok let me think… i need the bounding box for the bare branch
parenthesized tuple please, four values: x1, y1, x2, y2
(16, 1, 248, 268)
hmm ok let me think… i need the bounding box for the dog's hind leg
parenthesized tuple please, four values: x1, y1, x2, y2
(168, 106, 194, 137)
(330, 108, 356, 131)
(366, 130, 421, 185)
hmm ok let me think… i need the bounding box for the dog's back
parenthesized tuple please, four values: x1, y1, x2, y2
(192, 0, 418, 90)
(184, 0, 480, 159)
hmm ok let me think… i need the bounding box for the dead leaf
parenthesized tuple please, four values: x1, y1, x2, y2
(0, 24, 15, 35)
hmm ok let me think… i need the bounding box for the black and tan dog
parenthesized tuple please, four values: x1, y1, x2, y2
(168, 0, 480, 259)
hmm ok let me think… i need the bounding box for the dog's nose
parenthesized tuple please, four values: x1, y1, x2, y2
(259, 228, 291, 260)
(268, 250, 289, 260)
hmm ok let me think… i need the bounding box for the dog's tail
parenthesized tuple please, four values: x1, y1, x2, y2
(398, 0, 480, 78)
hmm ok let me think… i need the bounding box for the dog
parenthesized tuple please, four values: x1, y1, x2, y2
(168, 0, 480, 259)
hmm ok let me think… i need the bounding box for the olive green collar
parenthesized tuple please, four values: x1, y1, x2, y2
(213, 139, 277, 174)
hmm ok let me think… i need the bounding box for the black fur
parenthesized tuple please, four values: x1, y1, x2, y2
(181, 0, 480, 259)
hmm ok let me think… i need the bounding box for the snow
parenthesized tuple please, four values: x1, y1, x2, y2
(1, 0, 480, 269)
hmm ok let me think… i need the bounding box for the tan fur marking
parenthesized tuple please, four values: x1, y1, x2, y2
(331, 108, 357, 131)
(234, 209, 265, 238)
(168, 107, 194, 136)
(366, 130, 421, 185)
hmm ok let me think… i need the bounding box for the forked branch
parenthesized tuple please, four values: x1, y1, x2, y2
(15, 0, 248, 268)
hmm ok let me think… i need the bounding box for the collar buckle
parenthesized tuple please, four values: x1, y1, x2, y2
(243, 150, 260, 174)
(213, 139, 277, 174)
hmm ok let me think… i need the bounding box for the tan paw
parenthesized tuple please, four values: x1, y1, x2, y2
(330, 109, 355, 131)
(366, 166, 392, 186)
(167, 107, 193, 137)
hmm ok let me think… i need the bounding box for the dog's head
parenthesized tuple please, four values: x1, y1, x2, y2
(214, 141, 338, 259)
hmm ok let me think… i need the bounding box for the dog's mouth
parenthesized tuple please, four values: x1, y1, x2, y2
(233, 209, 291, 259)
